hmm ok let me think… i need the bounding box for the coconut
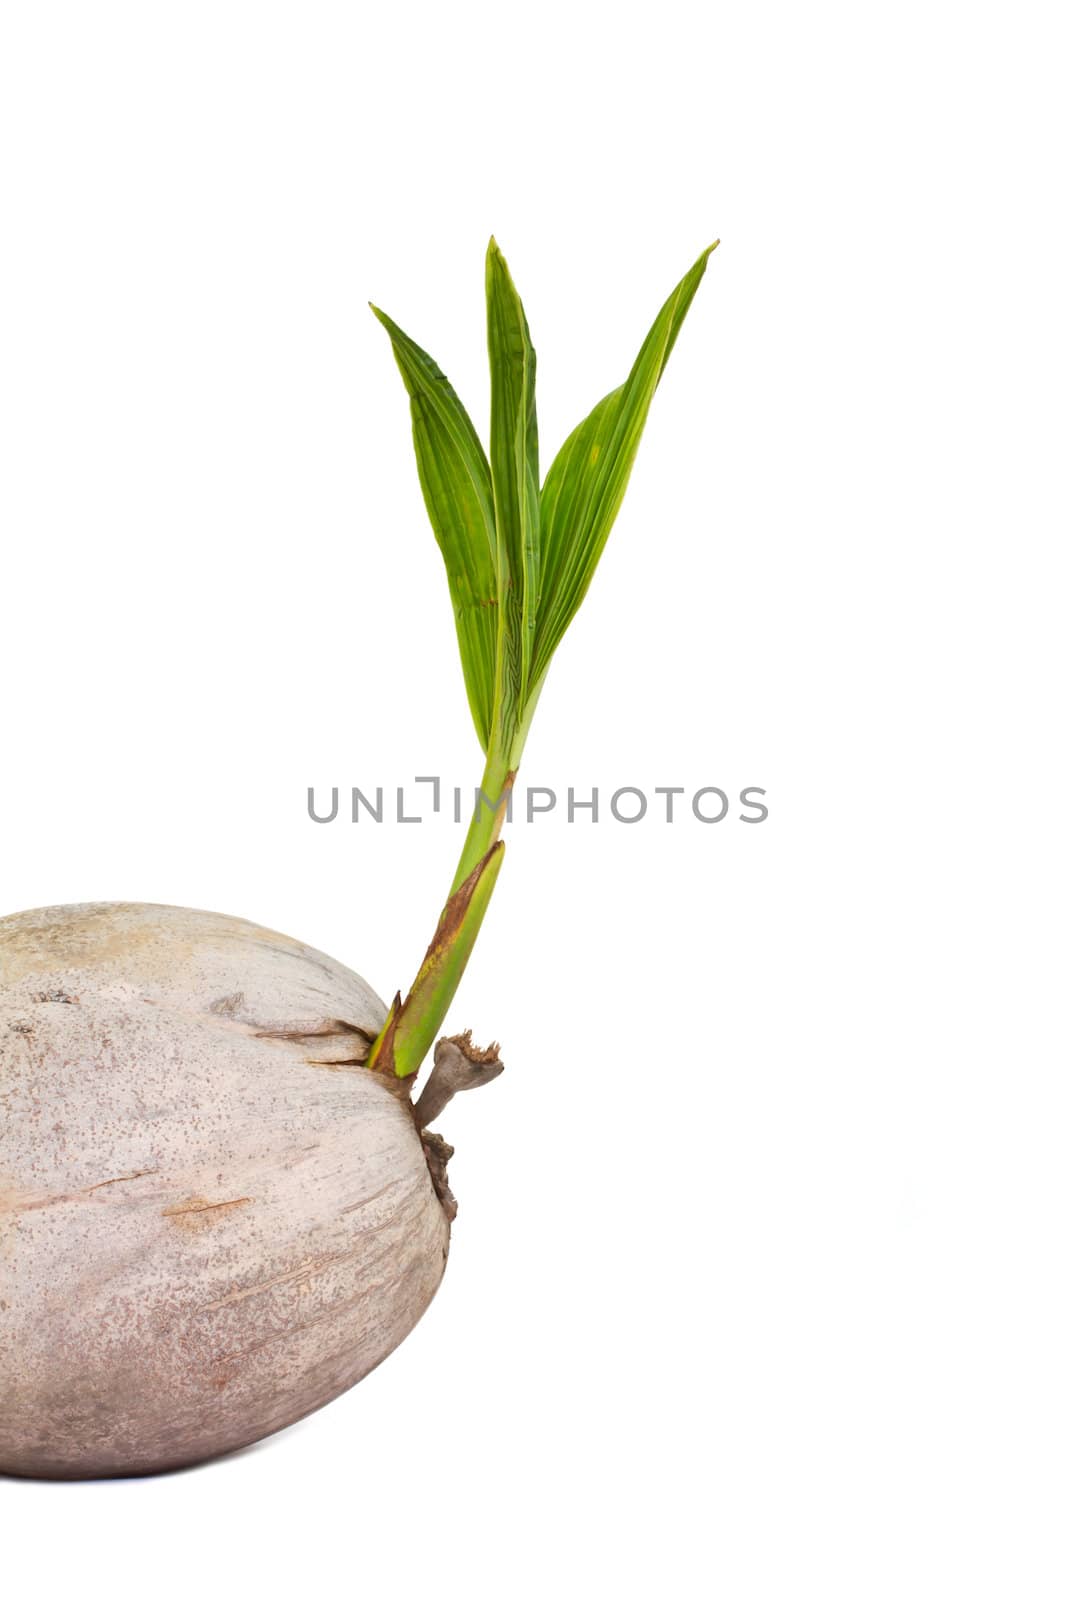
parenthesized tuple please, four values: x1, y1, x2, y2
(0, 240, 716, 1478)
(0, 902, 456, 1479)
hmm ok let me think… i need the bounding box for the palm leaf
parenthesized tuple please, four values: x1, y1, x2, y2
(371, 305, 498, 751)
(485, 238, 540, 733)
(531, 243, 717, 686)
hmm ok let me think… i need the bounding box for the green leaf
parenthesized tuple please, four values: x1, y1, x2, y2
(371, 304, 499, 752)
(531, 243, 717, 686)
(485, 238, 540, 737)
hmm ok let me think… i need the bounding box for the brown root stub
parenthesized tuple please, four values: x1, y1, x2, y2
(413, 1034, 504, 1221)
(413, 1032, 504, 1132)
(421, 1131, 458, 1222)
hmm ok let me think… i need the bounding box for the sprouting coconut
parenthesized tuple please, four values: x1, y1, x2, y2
(0, 239, 716, 1478)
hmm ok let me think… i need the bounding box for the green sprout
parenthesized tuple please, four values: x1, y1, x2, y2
(367, 239, 717, 1077)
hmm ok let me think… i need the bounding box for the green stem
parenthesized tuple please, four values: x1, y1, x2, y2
(368, 691, 541, 1077)
(449, 743, 514, 895)
(450, 670, 542, 891)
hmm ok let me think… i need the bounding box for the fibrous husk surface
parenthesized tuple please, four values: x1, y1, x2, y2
(0, 902, 450, 1479)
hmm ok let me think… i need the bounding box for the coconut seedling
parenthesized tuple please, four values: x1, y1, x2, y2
(0, 239, 716, 1478)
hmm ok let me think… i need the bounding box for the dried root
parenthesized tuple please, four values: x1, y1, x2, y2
(414, 1033, 505, 1220)
(413, 1033, 504, 1132)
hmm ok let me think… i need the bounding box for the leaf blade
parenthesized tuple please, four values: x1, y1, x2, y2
(485, 239, 540, 735)
(371, 304, 498, 751)
(532, 243, 717, 686)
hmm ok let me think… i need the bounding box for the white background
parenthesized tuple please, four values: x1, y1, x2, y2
(1, 3, 1064, 1596)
